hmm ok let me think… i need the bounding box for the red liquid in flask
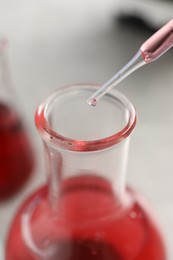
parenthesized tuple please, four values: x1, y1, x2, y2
(6, 175, 166, 260)
(0, 102, 34, 200)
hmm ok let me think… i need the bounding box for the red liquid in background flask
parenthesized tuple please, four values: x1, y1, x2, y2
(0, 102, 34, 200)
(0, 39, 34, 200)
(6, 84, 166, 259)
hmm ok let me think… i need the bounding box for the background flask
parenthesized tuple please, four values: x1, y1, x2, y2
(0, 38, 34, 200)
(6, 84, 166, 259)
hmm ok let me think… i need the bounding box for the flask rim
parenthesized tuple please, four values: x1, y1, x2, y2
(35, 83, 136, 151)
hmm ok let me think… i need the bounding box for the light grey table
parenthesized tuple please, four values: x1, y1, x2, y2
(0, 0, 173, 259)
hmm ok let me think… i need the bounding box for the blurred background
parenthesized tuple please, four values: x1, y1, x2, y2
(0, 0, 173, 259)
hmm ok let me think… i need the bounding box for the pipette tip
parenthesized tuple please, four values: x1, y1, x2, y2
(87, 97, 97, 107)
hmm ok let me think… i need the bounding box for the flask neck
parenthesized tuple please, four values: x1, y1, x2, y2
(44, 137, 130, 208)
(35, 84, 136, 209)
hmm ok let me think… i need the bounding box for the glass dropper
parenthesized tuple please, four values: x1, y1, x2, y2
(87, 19, 173, 106)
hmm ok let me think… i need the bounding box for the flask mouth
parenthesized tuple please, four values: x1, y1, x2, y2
(35, 84, 136, 151)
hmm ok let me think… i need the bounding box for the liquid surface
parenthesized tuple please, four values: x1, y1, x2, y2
(6, 175, 166, 259)
(0, 102, 34, 200)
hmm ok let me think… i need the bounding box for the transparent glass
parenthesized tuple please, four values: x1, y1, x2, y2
(6, 84, 166, 259)
(0, 39, 34, 200)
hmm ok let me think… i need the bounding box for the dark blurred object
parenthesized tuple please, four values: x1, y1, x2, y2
(114, 0, 173, 31)
(117, 14, 157, 33)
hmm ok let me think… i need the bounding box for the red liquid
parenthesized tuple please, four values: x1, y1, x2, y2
(0, 103, 34, 200)
(6, 175, 166, 260)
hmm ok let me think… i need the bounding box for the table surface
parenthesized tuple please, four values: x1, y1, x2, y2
(0, 0, 173, 259)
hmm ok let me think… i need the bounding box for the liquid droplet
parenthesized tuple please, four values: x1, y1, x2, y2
(87, 98, 97, 107)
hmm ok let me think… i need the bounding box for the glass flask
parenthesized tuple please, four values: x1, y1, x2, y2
(6, 84, 166, 259)
(0, 39, 34, 200)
